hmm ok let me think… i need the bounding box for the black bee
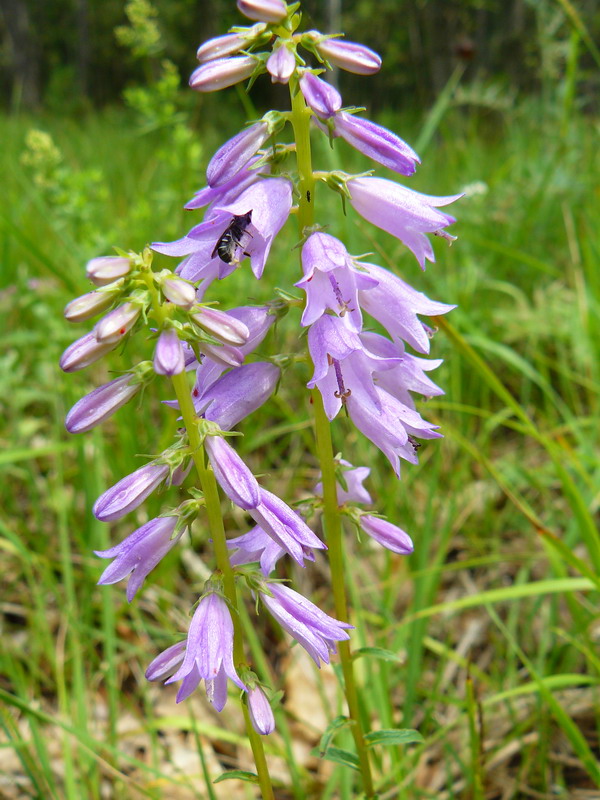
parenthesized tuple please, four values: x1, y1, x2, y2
(212, 210, 253, 264)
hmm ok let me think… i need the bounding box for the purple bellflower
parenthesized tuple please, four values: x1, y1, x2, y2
(65, 374, 142, 434)
(247, 685, 275, 735)
(308, 34, 382, 75)
(296, 232, 378, 331)
(145, 641, 186, 682)
(359, 515, 414, 555)
(94, 461, 170, 522)
(94, 515, 184, 602)
(204, 435, 261, 510)
(348, 177, 461, 269)
(315, 458, 373, 506)
(190, 56, 257, 93)
(207, 122, 270, 187)
(196, 361, 280, 431)
(228, 524, 289, 576)
(259, 583, 353, 667)
(299, 71, 342, 118)
(165, 591, 246, 706)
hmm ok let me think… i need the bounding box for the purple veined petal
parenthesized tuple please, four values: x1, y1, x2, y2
(204, 435, 261, 510)
(237, 0, 287, 23)
(152, 235, 203, 258)
(348, 177, 462, 269)
(313, 36, 382, 75)
(185, 156, 267, 211)
(65, 375, 142, 434)
(196, 26, 266, 62)
(212, 177, 293, 278)
(93, 461, 170, 522)
(189, 56, 257, 92)
(267, 43, 296, 84)
(200, 342, 244, 368)
(94, 516, 183, 602)
(359, 262, 456, 354)
(314, 459, 373, 506)
(86, 256, 131, 286)
(299, 71, 342, 118)
(64, 289, 118, 323)
(154, 329, 185, 376)
(177, 250, 222, 290)
(60, 332, 117, 373)
(199, 361, 280, 430)
(359, 515, 414, 555)
(207, 122, 270, 188)
(227, 305, 275, 355)
(227, 524, 287, 575)
(333, 112, 420, 177)
(247, 686, 275, 735)
(176, 663, 202, 703)
(145, 641, 187, 682)
(192, 307, 250, 346)
(94, 302, 141, 344)
(206, 664, 229, 711)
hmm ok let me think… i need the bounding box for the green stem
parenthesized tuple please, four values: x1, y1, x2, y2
(289, 78, 374, 797)
(171, 367, 274, 800)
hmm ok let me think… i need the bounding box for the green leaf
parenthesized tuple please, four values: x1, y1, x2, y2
(365, 729, 424, 748)
(318, 715, 352, 755)
(313, 746, 359, 771)
(353, 646, 402, 663)
(213, 770, 259, 785)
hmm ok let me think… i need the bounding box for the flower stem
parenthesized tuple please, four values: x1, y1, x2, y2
(289, 79, 374, 797)
(170, 371, 274, 800)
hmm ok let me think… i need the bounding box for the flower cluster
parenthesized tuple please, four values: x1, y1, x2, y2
(60, 0, 458, 746)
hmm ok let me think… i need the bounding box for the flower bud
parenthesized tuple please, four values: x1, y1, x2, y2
(65, 375, 142, 434)
(189, 56, 256, 92)
(266, 44, 295, 84)
(145, 641, 186, 682)
(299, 71, 342, 118)
(359, 515, 414, 555)
(197, 32, 247, 63)
(64, 289, 118, 323)
(93, 462, 170, 522)
(247, 686, 275, 735)
(205, 436, 260, 510)
(206, 122, 270, 188)
(161, 276, 196, 309)
(192, 307, 250, 346)
(154, 329, 185, 376)
(237, 0, 287, 23)
(60, 332, 117, 373)
(201, 342, 245, 368)
(94, 302, 141, 344)
(308, 33, 382, 75)
(86, 256, 131, 287)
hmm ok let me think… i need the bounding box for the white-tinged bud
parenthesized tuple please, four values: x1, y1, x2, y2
(94, 302, 141, 344)
(305, 32, 382, 75)
(153, 329, 185, 376)
(86, 256, 131, 286)
(64, 289, 118, 323)
(60, 332, 117, 372)
(189, 56, 256, 92)
(201, 342, 245, 368)
(237, 0, 287, 23)
(266, 43, 296, 84)
(65, 375, 142, 434)
(247, 686, 275, 735)
(161, 276, 197, 309)
(192, 307, 250, 346)
(196, 25, 266, 62)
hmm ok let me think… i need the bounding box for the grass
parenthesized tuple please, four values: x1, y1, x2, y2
(0, 87, 599, 800)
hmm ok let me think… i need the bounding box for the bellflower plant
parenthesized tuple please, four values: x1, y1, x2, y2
(61, 2, 459, 796)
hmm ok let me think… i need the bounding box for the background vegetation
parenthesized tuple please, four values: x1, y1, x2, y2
(1, 1, 599, 798)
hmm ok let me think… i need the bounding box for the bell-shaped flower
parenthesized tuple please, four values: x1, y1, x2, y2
(165, 591, 246, 705)
(249, 489, 326, 567)
(60, 332, 117, 373)
(94, 515, 184, 602)
(259, 583, 353, 667)
(198, 362, 280, 431)
(227, 524, 288, 575)
(308, 34, 381, 75)
(206, 122, 270, 187)
(204, 435, 261, 510)
(330, 112, 420, 177)
(299, 71, 342, 118)
(315, 458, 372, 506)
(189, 55, 257, 93)
(347, 386, 441, 477)
(228, 305, 275, 355)
(247, 685, 275, 735)
(359, 262, 455, 354)
(184, 156, 267, 212)
(154, 329, 185, 376)
(65, 374, 142, 434)
(359, 515, 414, 555)
(307, 314, 401, 420)
(267, 44, 295, 84)
(296, 233, 378, 331)
(348, 177, 462, 269)
(93, 461, 170, 522)
(237, 0, 287, 23)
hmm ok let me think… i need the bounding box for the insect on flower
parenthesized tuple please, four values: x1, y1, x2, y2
(212, 210, 253, 263)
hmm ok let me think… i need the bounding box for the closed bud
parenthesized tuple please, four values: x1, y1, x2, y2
(266, 44, 296, 84)
(299, 71, 342, 118)
(64, 289, 119, 323)
(161, 276, 197, 309)
(93, 462, 170, 522)
(65, 375, 142, 434)
(359, 515, 414, 555)
(86, 256, 131, 286)
(154, 329, 185, 376)
(192, 307, 250, 346)
(306, 32, 382, 75)
(60, 332, 117, 373)
(237, 0, 287, 23)
(189, 56, 256, 93)
(94, 302, 141, 344)
(247, 686, 275, 735)
(201, 342, 245, 368)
